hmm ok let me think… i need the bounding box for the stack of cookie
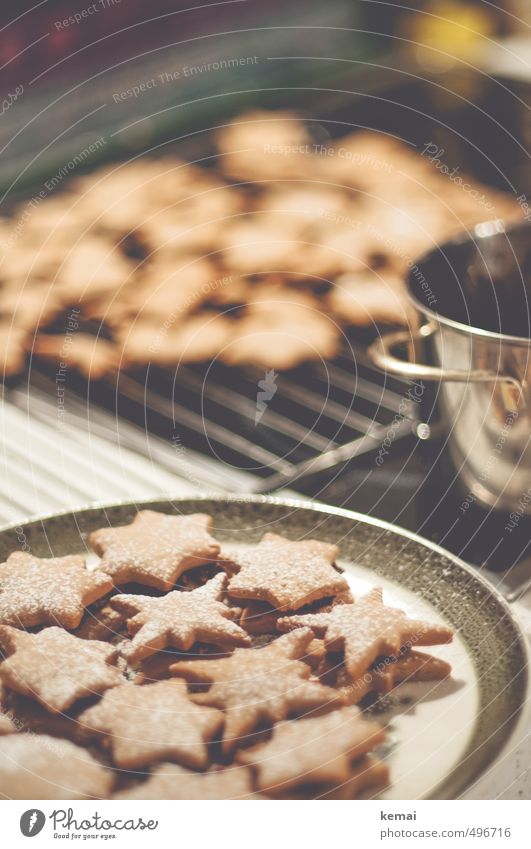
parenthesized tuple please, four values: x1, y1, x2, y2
(0, 510, 453, 799)
(0, 110, 519, 378)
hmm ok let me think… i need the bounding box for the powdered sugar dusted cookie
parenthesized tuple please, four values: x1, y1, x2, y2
(0, 733, 114, 799)
(116, 763, 261, 800)
(239, 588, 353, 636)
(116, 313, 233, 367)
(221, 219, 303, 273)
(111, 573, 250, 662)
(74, 600, 129, 643)
(225, 532, 348, 611)
(0, 626, 123, 714)
(171, 630, 342, 753)
(278, 588, 453, 681)
(237, 705, 386, 796)
(90, 510, 220, 591)
(221, 300, 339, 370)
(78, 679, 223, 770)
(338, 649, 452, 705)
(0, 325, 27, 377)
(56, 236, 135, 301)
(372, 649, 452, 692)
(0, 552, 112, 630)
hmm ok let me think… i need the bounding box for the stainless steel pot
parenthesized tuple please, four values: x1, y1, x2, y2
(368, 219, 531, 515)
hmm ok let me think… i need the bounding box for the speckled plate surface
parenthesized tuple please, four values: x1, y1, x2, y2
(0, 495, 528, 800)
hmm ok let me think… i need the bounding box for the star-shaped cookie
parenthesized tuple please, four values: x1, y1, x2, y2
(0, 733, 114, 799)
(279, 754, 389, 799)
(90, 510, 220, 591)
(0, 683, 15, 735)
(171, 630, 342, 753)
(0, 626, 123, 714)
(0, 552, 112, 630)
(223, 533, 349, 611)
(111, 574, 250, 663)
(5, 692, 87, 742)
(116, 763, 261, 800)
(338, 649, 452, 704)
(237, 705, 386, 796)
(278, 588, 453, 681)
(373, 649, 451, 692)
(239, 589, 353, 636)
(78, 679, 223, 769)
(75, 600, 129, 643)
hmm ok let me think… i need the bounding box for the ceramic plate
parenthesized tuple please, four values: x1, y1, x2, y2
(0, 495, 527, 800)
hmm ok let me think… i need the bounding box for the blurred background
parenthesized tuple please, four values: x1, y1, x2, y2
(1, 0, 531, 577)
(1, 0, 530, 191)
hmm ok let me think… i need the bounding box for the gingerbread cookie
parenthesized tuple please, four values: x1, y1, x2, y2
(90, 510, 220, 591)
(5, 692, 86, 742)
(0, 713, 13, 735)
(260, 185, 349, 225)
(0, 683, 15, 735)
(56, 236, 135, 300)
(301, 755, 389, 799)
(140, 312, 233, 366)
(33, 333, 119, 379)
(338, 649, 452, 705)
(215, 109, 313, 180)
(237, 705, 386, 796)
(0, 325, 27, 377)
(329, 272, 412, 327)
(171, 630, 342, 753)
(0, 626, 123, 714)
(1, 287, 61, 332)
(224, 533, 348, 611)
(0, 107, 522, 383)
(138, 213, 223, 255)
(238, 601, 283, 636)
(239, 588, 353, 636)
(116, 763, 261, 800)
(221, 219, 303, 273)
(278, 588, 453, 681)
(0, 552, 112, 629)
(113, 321, 162, 365)
(0, 733, 114, 799)
(132, 651, 187, 684)
(75, 600, 129, 643)
(221, 302, 339, 370)
(373, 649, 452, 693)
(111, 573, 250, 662)
(133, 258, 215, 319)
(78, 679, 223, 770)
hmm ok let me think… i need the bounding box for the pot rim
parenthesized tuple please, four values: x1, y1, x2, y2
(407, 218, 531, 348)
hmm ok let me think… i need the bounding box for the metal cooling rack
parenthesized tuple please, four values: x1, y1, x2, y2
(21, 344, 420, 494)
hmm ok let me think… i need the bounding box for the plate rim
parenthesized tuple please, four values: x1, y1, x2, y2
(1, 492, 529, 799)
(2, 491, 527, 631)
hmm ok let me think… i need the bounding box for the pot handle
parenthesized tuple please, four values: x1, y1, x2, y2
(368, 322, 524, 410)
